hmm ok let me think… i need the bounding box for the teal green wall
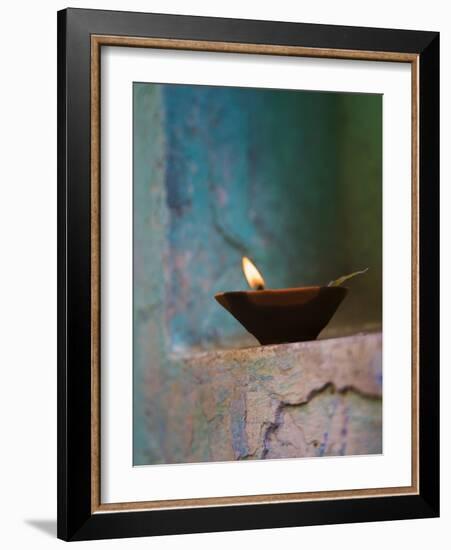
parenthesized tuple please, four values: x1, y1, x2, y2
(133, 83, 382, 351)
(333, 94, 383, 329)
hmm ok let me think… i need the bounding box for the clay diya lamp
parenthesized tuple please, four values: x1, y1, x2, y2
(215, 257, 366, 345)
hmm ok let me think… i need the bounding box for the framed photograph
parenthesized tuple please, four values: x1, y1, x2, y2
(57, 8, 439, 541)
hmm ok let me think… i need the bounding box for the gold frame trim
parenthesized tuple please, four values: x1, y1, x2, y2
(90, 35, 420, 514)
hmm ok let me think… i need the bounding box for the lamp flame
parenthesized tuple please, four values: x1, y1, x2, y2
(242, 257, 265, 290)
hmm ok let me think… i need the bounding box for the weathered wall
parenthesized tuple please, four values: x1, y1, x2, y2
(162, 85, 347, 350)
(132, 83, 383, 465)
(135, 333, 382, 465)
(133, 83, 382, 353)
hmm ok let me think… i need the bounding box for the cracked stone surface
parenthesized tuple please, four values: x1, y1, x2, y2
(135, 332, 382, 465)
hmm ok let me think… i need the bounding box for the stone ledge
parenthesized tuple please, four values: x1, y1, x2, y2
(178, 332, 382, 398)
(138, 332, 382, 465)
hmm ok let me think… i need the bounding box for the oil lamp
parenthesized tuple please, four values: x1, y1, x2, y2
(214, 257, 365, 345)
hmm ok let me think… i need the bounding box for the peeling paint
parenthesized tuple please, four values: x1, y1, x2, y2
(136, 332, 382, 465)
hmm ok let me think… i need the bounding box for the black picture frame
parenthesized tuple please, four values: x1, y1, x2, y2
(57, 7, 439, 541)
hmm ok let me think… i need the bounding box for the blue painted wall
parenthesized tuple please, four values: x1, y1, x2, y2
(133, 83, 382, 352)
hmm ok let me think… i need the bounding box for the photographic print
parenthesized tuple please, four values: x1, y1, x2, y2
(133, 82, 382, 466)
